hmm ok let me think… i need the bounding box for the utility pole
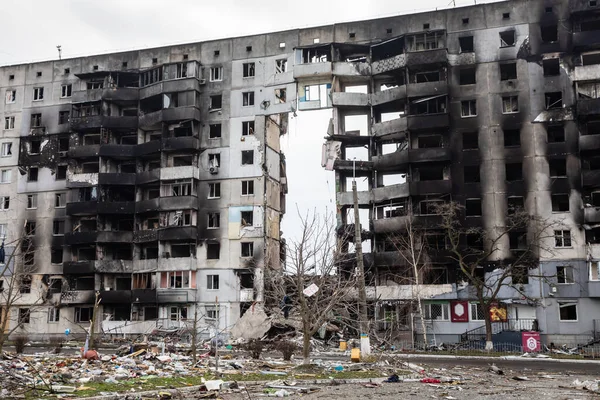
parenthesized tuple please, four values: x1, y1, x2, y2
(214, 296, 220, 372)
(352, 159, 370, 357)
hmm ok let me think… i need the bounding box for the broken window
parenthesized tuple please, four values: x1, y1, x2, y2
(133, 273, 153, 289)
(506, 196, 525, 215)
(582, 52, 600, 66)
(545, 92, 562, 109)
(52, 220, 65, 235)
(464, 165, 480, 183)
(503, 129, 520, 147)
(208, 183, 220, 199)
(207, 243, 220, 259)
(242, 91, 255, 107)
(241, 210, 253, 226)
(459, 67, 476, 85)
(207, 275, 219, 290)
(240, 273, 254, 289)
(33, 87, 44, 101)
(55, 165, 67, 180)
(499, 31, 516, 47)
(242, 120, 255, 136)
(541, 25, 558, 43)
(26, 194, 37, 209)
(208, 212, 220, 228)
(512, 266, 529, 285)
(60, 84, 72, 98)
(170, 243, 195, 258)
(87, 81, 103, 90)
(0, 196, 9, 210)
(1, 142, 12, 157)
(29, 139, 41, 154)
(5, 90, 16, 104)
(275, 88, 286, 103)
(500, 63, 517, 80)
(461, 100, 477, 117)
(242, 180, 254, 196)
(18, 308, 30, 324)
(552, 194, 569, 212)
(209, 95, 222, 110)
(557, 266, 574, 284)
(241, 150, 254, 165)
(210, 67, 222, 82)
(58, 110, 69, 125)
(418, 166, 444, 181)
(502, 96, 519, 113)
(547, 125, 565, 142)
(413, 70, 440, 83)
(167, 180, 192, 197)
(408, 31, 444, 51)
(410, 95, 446, 115)
(419, 200, 444, 215)
(559, 302, 577, 321)
(505, 163, 523, 182)
(30, 113, 42, 127)
(169, 306, 187, 321)
(465, 198, 482, 216)
(241, 242, 254, 257)
(28, 167, 38, 182)
(242, 63, 255, 78)
(301, 47, 330, 63)
(55, 193, 66, 208)
(549, 159, 567, 177)
(275, 59, 287, 74)
(75, 307, 93, 323)
(166, 271, 191, 289)
(509, 231, 527, 250)
(19, 275, 32, 293)
(175, 62, 187, 78)
(554, 230, 572, 247)
(417, 135, 443, 148)
(4, 116, 15, 130)
(209, 124, 222, 139)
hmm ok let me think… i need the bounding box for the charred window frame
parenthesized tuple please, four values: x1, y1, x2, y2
(27, 167, 38, 182)
(543, 58, 560, 76)
(459, 36, 474, 53)
(241, 242, 254, 257)
(464, 165, 480, 183)
(505, 162, 523, 181)
(462, 131, 479, 150)
(549, 159, 567, 177)
(209, 124, 222, 139)
(465, 198, 482, 216)
(208, 212, 220, 229)
(209, 95, 222, 110)
(500, 62, 517, 80)
(545, 92, 562, 109)
(551, 193, 570, 212)
(512, 266, 529, 285)
(207, 243, 220, 259)
(502, 96, 519, 114)
(459, 67, 476, 85)
(547, 125, 565, 143)
(554, 230, 572, 247)
(541, 24, 558, 43)
(507, 196, 524, 214)
(499, 31, 516, 47)
(55, 192, 66, 208)
(461, 100, 477, 117)
(18, 308, 30, 324)
(30, 113, 42, 128)
(509, 231, 527, 250)
(503, 128, 521, 147)
(241, 210, 253, 226)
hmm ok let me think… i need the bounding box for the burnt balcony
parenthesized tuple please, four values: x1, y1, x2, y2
(70, 116, 138, 131)
(139, 77, 203, 100)
(72, 88, 139, 103)
(60, 290, 96, 305)
(157, 289, 195, 303)
(583, 169, 600, 187)
(580, 134, 600, 151)
(574, 64, 600, 82)
(98, 173, 136, 185)
(585, 206, 600, 224)
(99, 144, 136, 158)
(162, 136, 201, 152)
(136, 198, 160, 213)
(293, 62, 332, 79)
(373, 149, 408, 170)
(406, 48, 448, 66)
(372, 118, 408, 140)
(136, 140, 161, 156)
(97, 231, 134, 243)
(68, 144, 100, 159)
(407, 113, 449, 130)
(64, 231, 98, 245)
(333, 159, 373, 172)
(100, 290, 132, 304)
(578, 98, 600, 115)
(373, 183, 409, 203)
(371, 54, 406, 75)
(371, 86, 407, 106)
(373, 215, 409, 233)
(373, 251, 404, 266)
(139, 107, 201, 129)
(63, 260, 96, 275)
(409, 147, 451, 163)
(331, 92, 369, 107)
(97, 201, 135, 214)
(132, 289, 158, 303)
(406, 81, 448, 98)
(133, 230, 159, 243)
(409, 179, 452, 194)
(94, 260, 133, 273)
(332, 61, 371, 77)
(137, 170, 160, 184)
(66, 201, 98, 216)
(573, 30, 600, 49)
(159, 226, 198, 241)
(159, 196, 198, 211)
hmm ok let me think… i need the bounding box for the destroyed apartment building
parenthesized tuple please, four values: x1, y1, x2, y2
(0, 0, 600, 344)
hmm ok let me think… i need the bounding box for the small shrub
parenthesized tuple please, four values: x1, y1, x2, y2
(245, 339, 264, 359)
(50, 337, 64, 354)
(275, 340, 298, 361)
(14, 335, 28, 354)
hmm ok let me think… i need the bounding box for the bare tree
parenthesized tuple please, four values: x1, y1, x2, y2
(0, 225, 44, 353)
(436, 201, 556, 350)
(265, 209, 357, 363)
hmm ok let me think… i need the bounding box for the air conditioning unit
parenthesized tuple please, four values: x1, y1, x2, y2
(209, 166, 219, 174)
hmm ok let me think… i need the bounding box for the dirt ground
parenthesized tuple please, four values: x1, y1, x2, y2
(218, 362, 600, 400)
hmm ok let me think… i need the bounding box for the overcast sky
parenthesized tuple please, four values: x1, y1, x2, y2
(2, 0, 503, 242)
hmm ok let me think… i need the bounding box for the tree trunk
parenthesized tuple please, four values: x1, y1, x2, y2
(484, 309, 493, 351)
(302, 328, 311, 364)
(0, 307, 8, 353)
